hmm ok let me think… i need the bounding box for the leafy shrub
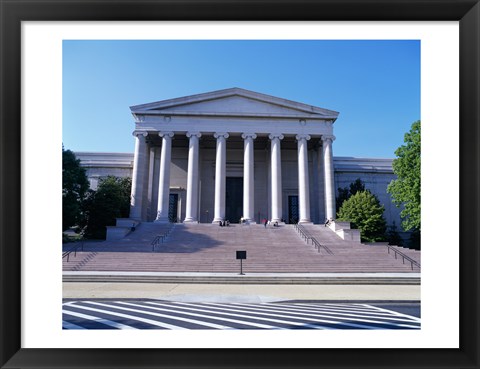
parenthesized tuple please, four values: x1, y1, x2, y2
(337, 191, 387, 242)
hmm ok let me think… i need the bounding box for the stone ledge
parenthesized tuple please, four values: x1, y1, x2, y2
(336, 228, 361, 242)
(63, 272, 420, 285)
(105, 226, 131, 241)
(327, 221, 361, 242)
(116, 218, 140, 227)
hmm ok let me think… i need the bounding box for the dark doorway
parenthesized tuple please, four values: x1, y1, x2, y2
(226, 177, 243, 223)
(288, 195, 299, 224)
(168, 193, 178, 222)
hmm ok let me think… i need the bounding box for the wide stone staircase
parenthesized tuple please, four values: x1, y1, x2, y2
(300, 224, 420, 272)
(63, 222, 420, 274)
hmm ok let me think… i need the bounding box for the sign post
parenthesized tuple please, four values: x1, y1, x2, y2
(236, 250, 247, 275)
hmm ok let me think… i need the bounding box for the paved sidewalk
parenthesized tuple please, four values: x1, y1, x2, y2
(63, 281, 420, 302)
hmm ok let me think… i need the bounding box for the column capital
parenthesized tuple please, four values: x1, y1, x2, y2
(186, 131, 202, 139)
(158, 131, 174, 138)
(269, 133, 284, 140)
(241, 132, 257, 140)
(214, 132, 229, 139)
(296, 134, 311, 141)
(132, 131, 148, 138)
(321, 135, 336, 143)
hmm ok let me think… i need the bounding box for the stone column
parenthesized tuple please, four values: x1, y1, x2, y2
(313, 143, 325, 224)
(155, 131, 174, 222)
(184, 132, 202, 223)
(212, 132, 229, 223)
(269, 133, 284, 223)
(140, 146, 154, 221)
(146, 146, 156, 221)
(322, 135, 336, 220)
(242, 133, 257, 223)
(296, 134, 312, 223)
(130, 131, 148, 220)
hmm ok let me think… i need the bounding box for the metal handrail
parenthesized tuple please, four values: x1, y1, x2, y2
(152, 223, 176, 251)
(295, 224, 312, 243)
(311, 237, 334, 255)
(151, 235, 163, 251)
(293, 224, 333, 255)
(62, 241, 84, 262)
(386, 245, 421, 270)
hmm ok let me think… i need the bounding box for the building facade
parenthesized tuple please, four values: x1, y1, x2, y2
(76, 88, 403, 230)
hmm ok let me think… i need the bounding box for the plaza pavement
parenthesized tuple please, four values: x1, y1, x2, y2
(63, 279, 420, 302)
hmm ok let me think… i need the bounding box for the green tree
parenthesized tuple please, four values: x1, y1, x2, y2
(83, 176, 131, 239)
(336, 178, 366, 213)
(386, 221, 403, 246)
(337, 190, 387, 242)
(62, 146, 89, 231)
(387, 120, 421, 232)
(408, 229, 421, 250)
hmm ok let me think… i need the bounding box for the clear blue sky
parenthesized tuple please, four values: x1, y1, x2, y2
(63, 40, 420, 158)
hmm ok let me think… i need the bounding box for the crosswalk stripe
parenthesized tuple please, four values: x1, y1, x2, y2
(292, 303, 399, 315)
(319, 303, 418, 320)
(200, 302, 392, 329)
(322, 303, 384, 310)
(206, 302, 419, 329)
(232, 303, 419, 324)
(232, 302, 391, 316)
(148, 301, 340, 330)
(62, 320, 87, 330)
(62, 301, 421, 330)
(360, 304, 421, 322)
(67, 302, 188, 329)
(118, 301, 282, 329)
(291, 303, 418, 321)
(85, 301, 233, 330)
(267, 303, 420, 326)
(63, 309, 139, 329)
(173, 302, 378, 329)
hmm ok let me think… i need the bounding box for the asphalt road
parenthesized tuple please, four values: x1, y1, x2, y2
(63, 299, 421, 330)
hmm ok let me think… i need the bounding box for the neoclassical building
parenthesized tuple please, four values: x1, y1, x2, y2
(77, 88, 403, 230)
(129, 87, 340, 225)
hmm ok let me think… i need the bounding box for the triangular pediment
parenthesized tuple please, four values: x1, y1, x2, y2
(130, 88, 339, 119)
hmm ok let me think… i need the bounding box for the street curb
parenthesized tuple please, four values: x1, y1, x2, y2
(62, 273, 421, 285)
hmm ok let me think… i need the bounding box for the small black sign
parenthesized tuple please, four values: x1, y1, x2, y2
(236, 251, 247, 260)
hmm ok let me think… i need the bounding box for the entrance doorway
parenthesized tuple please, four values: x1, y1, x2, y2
(225, 177, 243, 223)
(168, 193, 178, 222)
(288, 195, 299, 224)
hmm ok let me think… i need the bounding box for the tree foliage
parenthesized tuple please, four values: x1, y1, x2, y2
(82, 176, 132, 239)
(387, 120, 421, 232)
(385, 221, 403, 246)
(337, 190, 387, 242)
(336, 178, 366, 213)
(62, 146, 89, 231)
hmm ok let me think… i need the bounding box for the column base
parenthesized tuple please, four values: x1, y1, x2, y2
(270, 218, 283, 223)
(240, 217, 256, 225)
(298, 220, 313, 225)
(154, 218, 170, 223)
(183, 218, 199, 224)
(212, 218, 224, 224)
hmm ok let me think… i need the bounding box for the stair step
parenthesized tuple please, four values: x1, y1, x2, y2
(63, 223, 420, 273)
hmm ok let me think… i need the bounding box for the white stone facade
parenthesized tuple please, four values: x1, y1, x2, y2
(75, 152, 134, 190)
(75, 88, 404, 231)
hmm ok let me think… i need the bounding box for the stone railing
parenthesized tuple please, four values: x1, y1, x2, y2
(327, 221, 361, 242)
(106, 218, 140, 241)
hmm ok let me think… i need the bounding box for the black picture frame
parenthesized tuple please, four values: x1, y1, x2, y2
(1, 1, 479, 368)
